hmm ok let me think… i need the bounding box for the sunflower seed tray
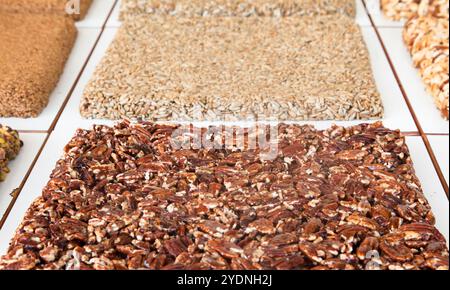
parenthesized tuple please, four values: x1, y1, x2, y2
(81, 15, 383, 122)
(119, 0, 356, 20)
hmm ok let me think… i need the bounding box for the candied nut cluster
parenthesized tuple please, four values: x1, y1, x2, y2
(0, 121, 448, 270)
(403, 15, 449, 119)
(0, 124, 23, 182)
(381, 0, 449, 21)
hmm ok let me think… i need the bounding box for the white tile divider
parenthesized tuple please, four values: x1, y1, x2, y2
(0, 133, 47, 222)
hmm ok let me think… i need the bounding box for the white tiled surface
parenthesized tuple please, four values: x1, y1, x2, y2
(0, 133, 47, 221)
(378, 28, 449, 134)
(0, 28, 101, 132)
(364, 0, 406, 27)
(428, 135, 450, 186)
(106, 0, 372, 28)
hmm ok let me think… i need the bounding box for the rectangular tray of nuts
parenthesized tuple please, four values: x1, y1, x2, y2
(0, 0, 448, 271)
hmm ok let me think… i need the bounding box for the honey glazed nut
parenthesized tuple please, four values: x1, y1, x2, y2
(0, 121, 448, 270)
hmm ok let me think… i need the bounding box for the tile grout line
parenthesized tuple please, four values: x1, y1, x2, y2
(362, 0, 449, 198)
(425, 133, 450, 136)
(0, 0, 119, 230)
(422, 134, 449, 192)
(0, 133, 51, 229)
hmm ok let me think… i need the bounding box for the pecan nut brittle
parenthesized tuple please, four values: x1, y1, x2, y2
(0, 121, 448, 270)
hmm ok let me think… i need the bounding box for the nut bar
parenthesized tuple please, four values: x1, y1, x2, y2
(81, 15, 383, 122)
(0, 121, 448, 270)
(0, 0, 93, 20)
(119, 0, 356, 20)
(381, 0, 449, 21)
(403, 16, 449, 119)
(0, 12, 77, 118)
(0, 125, 23, 182)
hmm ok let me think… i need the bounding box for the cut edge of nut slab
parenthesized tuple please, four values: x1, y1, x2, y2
(119, 0, 357, 20)
(0, 121, 448, 270)
(80, 15, 384, 122)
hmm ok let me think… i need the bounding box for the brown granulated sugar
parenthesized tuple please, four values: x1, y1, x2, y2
(0, 12, 77, 118)
(119, 0, 356, 19)
(0, 0, 93, 20)
(81, 15, 383, 122)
